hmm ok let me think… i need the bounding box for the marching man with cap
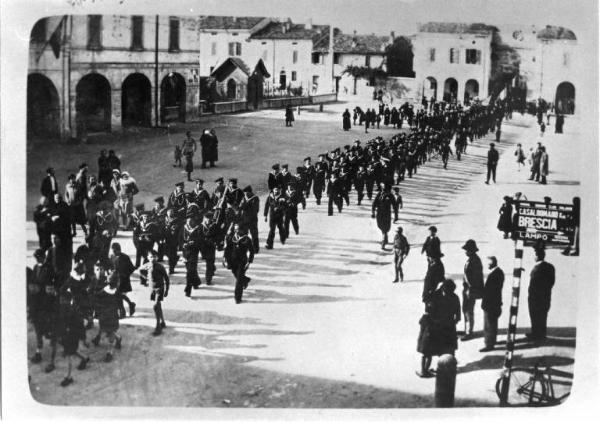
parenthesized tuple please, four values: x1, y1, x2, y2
(461, 239, 484, 341)
(139, 250, 170, 336)
(189, 178, 211, 215)
(224, 223, 254, 304)
(264, 186, 287, 249)
(168, 182, 187, 220)
(239, 185, 260, 253)
(302, 157, 315, 199)
(268, 164, 282, 192)
(182, 212, 202, 296)
(371, 182, 399, 250)
(313, 155, 328, 205)
(198, 212, 219, 285)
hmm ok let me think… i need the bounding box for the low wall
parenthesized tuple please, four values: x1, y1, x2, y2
(263, 96, 312, 108)
(212, 100, 248, 114)
(310, 93, 338, 104)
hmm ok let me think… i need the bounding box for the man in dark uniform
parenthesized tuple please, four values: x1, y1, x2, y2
(371, 183, 399, 249)
(302, 157, 315, 198)
(151, 196, 168, 261)
(440, 141, 453, 170)
(423, 255, 445, 303)
(279, 164, 294, 191)
(393, 227, 410, 283)
(527, 246, 555, 342)
(133, 212, 158, 268)
(460, 239, 484, 341)
(225, 223, 254, 304)
(268, 164, 282, 192)
(480, 256, 504, 351)
(182, 214, 202, 296)
(168, 182, 187, 220)
(313, 155, 328, 205)
(264, 186, 287, 249)
(354, 164, 367, 206)
(327, 172, 344, 216)
(139, 250, 170, 336)
(485, 142, 499, 184)
(212, 177, 226, 207)
(365, 162, 376, 200)
(239, 185, 260, 253)
(163, 208, 182, 274)
(198, 212, 218, 285)
(284, 184, 303, 237)
(223, 178, 244, 210)
(189, 179, 211, 216)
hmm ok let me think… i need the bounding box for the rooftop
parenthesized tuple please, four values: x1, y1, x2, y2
(536, 25, 577, 40)
(198, 15, 268, 31)
(313, 32, 391, 54)
(251, 20, 327, 40)
(418, 22, 498, 35)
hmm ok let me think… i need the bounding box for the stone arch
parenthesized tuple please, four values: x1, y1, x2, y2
(160, 72, 186, 123)
(423, 76, 437, 101)
(121, 72, 152, 127)
(464, 79, 479, 103)
(227, 78, 237, 100)
(443, 77, 458, 103)
(27, 73, 60, 139)
(555, 81, 575, 114)
(76, 72, 112, 133)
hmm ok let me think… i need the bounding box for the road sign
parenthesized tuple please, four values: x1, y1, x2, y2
(513, 200, 577, 248)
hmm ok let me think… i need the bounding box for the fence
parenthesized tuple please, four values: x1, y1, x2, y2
(212, 100, 248, 114)
(210, 93, 338, 115)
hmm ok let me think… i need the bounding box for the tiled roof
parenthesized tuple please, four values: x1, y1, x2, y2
(313, 32, 390, 54)
(536, 26, 577, 40)
(418, 22, 497, 35)
(199, 16, 267, 30)
(251, 21, 325, 40)
(210, 57, 251, 82)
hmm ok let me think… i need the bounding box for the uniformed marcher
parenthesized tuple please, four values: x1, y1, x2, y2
(284, 184, 303, 237)
(354, 164, 367, 205)
(239, 185, 260, 253)
(189, 179, 211, 215)
(168, 182, 187, 220)
(268, 164, 282, 192)
(279, 164, 294, 190)
(371, 182, 399, 249)
(198, 212, 218, 285)
(182, 215, 202, 296)
(393, 226, 410, 283)
(460, 239, 484, 341)
(224, 223, 254, 304)
(421, 226, 442, 259)
(163, 208, 182, 274)
(133, 212, 158, 268)
(313, 155, 328, 205)
(264, 186, 287, 249)
(326, 172, 344, 216)
(181, 131, 197, 181)
(302, 157, 315, 198)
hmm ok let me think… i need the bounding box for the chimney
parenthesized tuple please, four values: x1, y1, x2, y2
(306, 18, 313, 30)
(390, 31, 395, 41)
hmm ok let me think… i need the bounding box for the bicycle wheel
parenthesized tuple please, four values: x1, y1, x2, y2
(496, 369, 548, 406)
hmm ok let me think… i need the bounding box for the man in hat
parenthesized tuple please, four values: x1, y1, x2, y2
(239, 186, 260, 253)
(279, 164, 294, 191)
(302, 157, 315, 198)
(285, 105, 294, 127)
(110, 242, 136, 318)
(198, 212, 219, 285)
(224, 223, 255, 303)
(163, 208, 182, 274)
(212, 177, 226, 207)
(268, 164, 282, 192)
(34, 196, 53, 251)
(284, 183, 303, 237)
(421, 226, 442, 260)
(372, 182, 399, 250)
(354, 164, 367, 206)
(223, 178, 244, 210)
(41, 167, 59, 204)
(200, 129, 212, 169)
(139, 250, 170, 336)
(480, 256, 505, 351)
(107, 150, 121, 172)
(485, 143, 499, 184)
(49, 194, 73, 265)
(168, 182, 188, 220)
(327, 172, 344, 216)
(527, 245, 555, 342)
(151, 196, 168, 260)
(461, 239, 484, 341)
(181, 131, 197, 181)
(313, 156, 328, 205)
(393, 227, 410, 283)
(423, 255, 445, 303)
(182, 214, 202, 296)
(189, 179, 211, 214)
(264, 186, 287, 249)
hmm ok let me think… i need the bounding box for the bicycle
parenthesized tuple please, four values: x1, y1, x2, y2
(495, 362, 570, 406)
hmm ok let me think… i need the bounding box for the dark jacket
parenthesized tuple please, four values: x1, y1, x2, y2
(528, 261, 555, 311)
(482, 267, 505, 317)
(463, 253, 484, 298)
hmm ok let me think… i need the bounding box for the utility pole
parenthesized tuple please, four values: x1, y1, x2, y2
(329, 24, 334, 93)
(154, 15, 159, 127)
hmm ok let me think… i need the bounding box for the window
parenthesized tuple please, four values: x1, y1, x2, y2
(228, 42, 241, 56)
(465, 49, 481, 64)
(292, 50, 298, 64)
(169, 17, 180, 52)
(261, 41, 267, 45)
(429, 48, 436, 62)
(131, 16, 144, 50)
(365, 55, 371, 67)
(333, 53, 340, 65)
(291, 71, 297, 81)
(311, 52, 320, 64)
(449, 48, 459, 64)
(563, 52, 569, 66)
(232, 32, 238, 36)
(87, 15, 102, 50)
(210, 32, 217, 36)
(31, 18, 47, 43)
(211, 42, 217, 56)
(292, 42, 298, 45)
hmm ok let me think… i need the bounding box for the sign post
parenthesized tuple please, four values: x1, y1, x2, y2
(497, 198, 578, 405)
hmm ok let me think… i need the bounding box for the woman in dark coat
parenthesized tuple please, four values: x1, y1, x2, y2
(342, 109, 351, 131)
(208, 129, 219, 167)
(497, 196, 514, 238)
(416, 279, 461, 377)
(391, 107, 400, 128)
(371, 182, 399, 249)
(384, 107, 391, 126)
